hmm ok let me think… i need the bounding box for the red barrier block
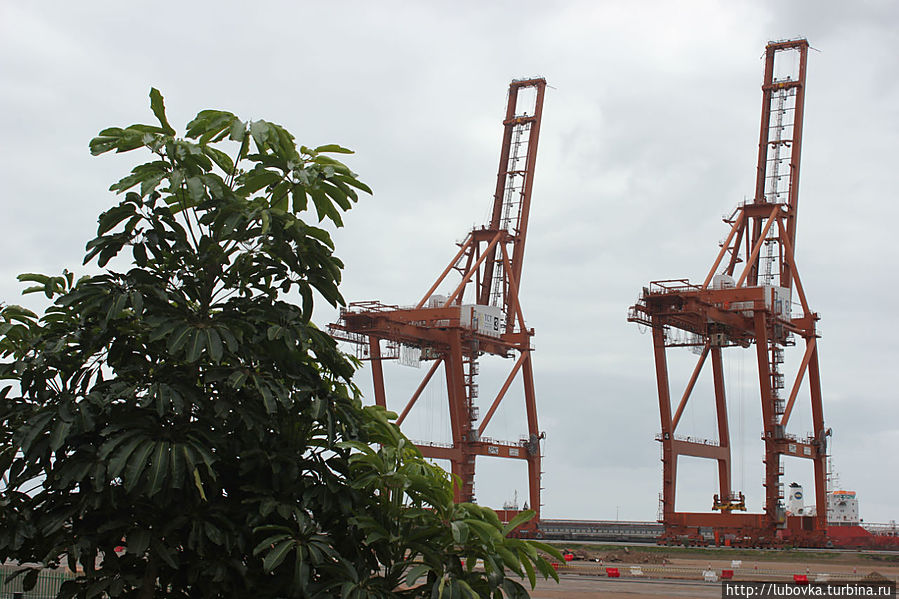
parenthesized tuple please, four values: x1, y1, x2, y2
(793, 574, 809, 585)
(606, 567, 620, 578)
(721, 569, 734, 579)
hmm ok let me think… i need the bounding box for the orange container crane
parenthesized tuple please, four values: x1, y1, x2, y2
(331, 79, 547, 528)
(628, 39, 829, 548)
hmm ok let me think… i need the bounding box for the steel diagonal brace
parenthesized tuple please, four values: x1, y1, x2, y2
(416, 236, 474, 309)
(442, 232, 504, 307)
(477, 351, 528, 437)
(396, 358, 444, 426)
(736, 205, 780, 288)
(499, 243, 527, 332)
(671, 342, 711, 432)
(775, 216, 812, 316)
(779, 337, 816, 428)
(703, 211, 746, 289)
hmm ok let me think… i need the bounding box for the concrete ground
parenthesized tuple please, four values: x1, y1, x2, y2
(524, 553, 899, 598)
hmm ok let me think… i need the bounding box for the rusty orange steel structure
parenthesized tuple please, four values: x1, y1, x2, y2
(629, 39, 829, 547)
(331, 79, 547, 525)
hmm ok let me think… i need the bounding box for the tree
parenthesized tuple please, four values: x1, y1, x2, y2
(0, 89, 560, 598)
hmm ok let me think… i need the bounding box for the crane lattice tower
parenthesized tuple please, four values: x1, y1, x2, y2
(628, 39, 829, 548)
(331, 79, 547, 527)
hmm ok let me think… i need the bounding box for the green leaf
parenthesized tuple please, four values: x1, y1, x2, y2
(89, 128, 123, 155)
(16, 272, 49, 285)
(88, 126, 146, 155)
(123, 439, 155, 492)
(204, 522, 225, 546)
(186, 176, 206, 205)
(313, 144, 353, 154)
(502, 509, 535, 536)
(203, 145, 234, 173)
(149, 88, 177, 136)
(256, 379, 276, 414)
(463, 518, 503, 543)
(98, 204, 138, 235)
(227, 370, 247, 390)
(186, 110, 238, 144)
(0, 304, 38, 322)
(335, 173, 373, 195)
(229, 118, 246, 142)
(128, 529, 151, 555)
(151, 537, 179, 569)
(320, 180, 353, 211)
(22, 568, 39, 592)
(193, 467, 207, 501)
(236, 168, 282, 197)
(106, 435, 146, 479)
(166, 325, 193, 354)
(270, 181, 290, 210)
(451, 520, 468, 544)
(149, 318, 181, 342)
(185, 328, 204, 363)
(288, 183, 307, 214)
(49, 418, 72, 452)
(133, 242, 148, 267)
(205, 328, 223, 362)
(533, 554, 558, 581)
(249, 120, 272, 152)
(253, 532, 291, 556)
(456, 580, 479, 599)
(170, 444, 186, 488)
(502, 579, 530, 598)
(146, 441, 170, 496)
(262, 539, 294, 572)
(140, 170, 166, 197)
(520, 555, 536, 589)
(217, 325, 239, 351)
(309, 187, 343, 226)
(406, 564, 431, 586)
(526, 540, 565, 562)
(9, 407, 44, 452)
(496, 545, 522, 575)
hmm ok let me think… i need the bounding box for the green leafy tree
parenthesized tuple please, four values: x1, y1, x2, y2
(0, 89, 559, 598)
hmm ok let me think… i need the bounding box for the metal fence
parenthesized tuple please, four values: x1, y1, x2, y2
(0, 566, 71, 599)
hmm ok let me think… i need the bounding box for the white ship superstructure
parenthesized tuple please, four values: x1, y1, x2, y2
(785, 482, 859, 525)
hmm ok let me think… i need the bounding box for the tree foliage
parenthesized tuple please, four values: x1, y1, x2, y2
(0, 89, 559, 598)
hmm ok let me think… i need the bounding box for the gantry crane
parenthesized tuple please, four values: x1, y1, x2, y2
(331, 79, 547, 528)
(628, 39, 830, 547)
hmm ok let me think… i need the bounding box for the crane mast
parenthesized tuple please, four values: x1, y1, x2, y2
(628, 39, 829, 548)
(480, 86, 542, 319)
(331, 79, 547, 529)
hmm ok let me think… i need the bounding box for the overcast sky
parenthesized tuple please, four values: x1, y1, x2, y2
(2, 1, 897, 524)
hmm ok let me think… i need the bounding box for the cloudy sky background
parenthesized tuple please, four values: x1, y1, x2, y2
(2, 1, 897, 523)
